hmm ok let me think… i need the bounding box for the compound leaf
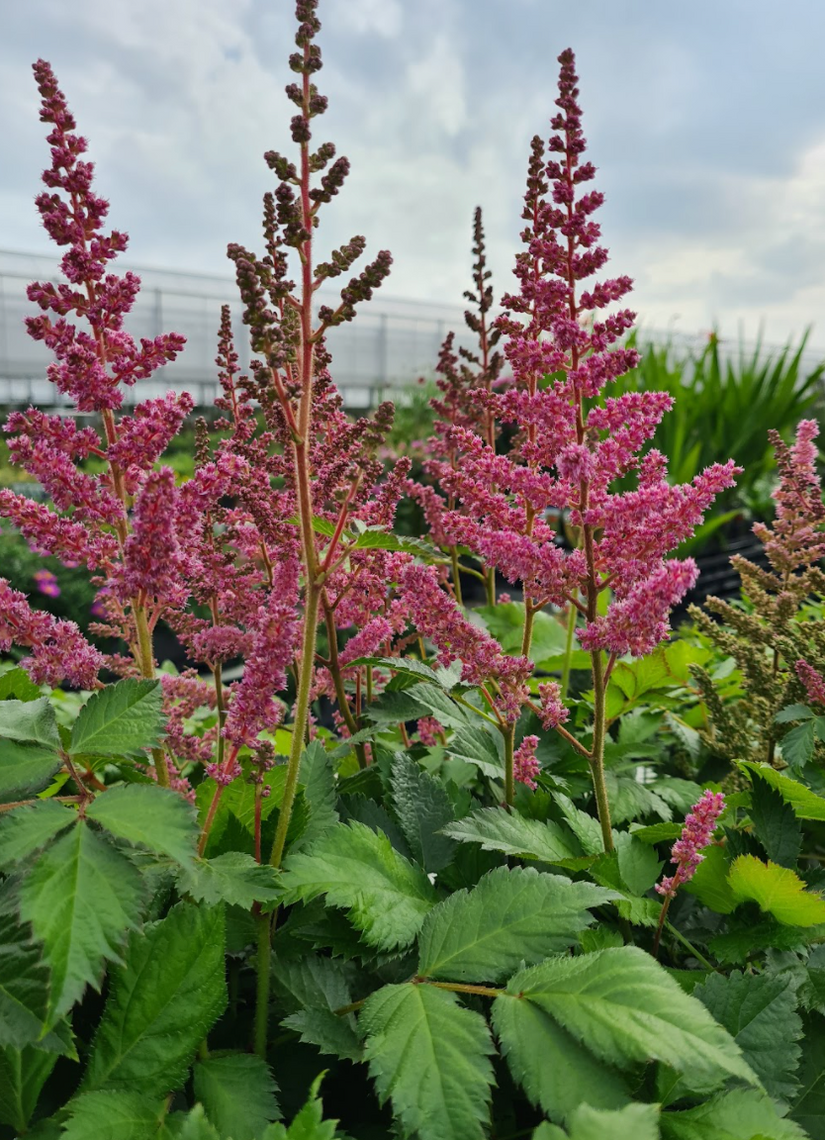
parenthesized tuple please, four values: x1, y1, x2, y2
(661, 1088, 808, 1139)
(84, 902, 227, 1095)
(0, 913, 49, 1049)
(178, 852, 282, 908)
(87, 784, 198, 871)
(361, 982, 495, 1140)
(418, 866, 615, 982)
(749, 777, 802, 868)
(390, 752, 456, 872)
(444, 807, 582, 866)
(281, 821, 437, 950)
(739, 762, 825, 821)
(69, 679, 164, 758)
(0, 740, 62, 803)
(62, 1091, 165, 1140)
(0, 800, 76, 868)
(193, 1053, 280, 1140)
(18, 823, 144, 1021)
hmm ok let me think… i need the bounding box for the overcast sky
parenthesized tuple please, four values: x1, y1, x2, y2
(3, 0, 825, 352)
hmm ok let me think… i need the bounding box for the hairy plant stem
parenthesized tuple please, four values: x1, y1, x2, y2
(560, 596, 578, 699)
(323, 595, 368, 768)
(503, 723, 515, 808)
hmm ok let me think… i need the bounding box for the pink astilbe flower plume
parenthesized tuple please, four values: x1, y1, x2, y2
(656, 789, 726, 900)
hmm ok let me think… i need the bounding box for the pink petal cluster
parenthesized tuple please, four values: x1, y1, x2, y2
(796, 659, 825, 707)
(513, 734, 541, 790)
(416, 717, 444, 746)
(32, 569, 60, 599)
(656, 789, 726, 900)
(754, 420, 825, 573)
(0, 578, 103, 689)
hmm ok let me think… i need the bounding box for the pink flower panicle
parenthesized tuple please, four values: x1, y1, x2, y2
(656, 789, 726, 900)
(0, 577, 103, 689)
(513, 735, 541, 790)
(754, 420, 825, 574)
(416, 717, 444, 747)
(796, 659, 825, 707)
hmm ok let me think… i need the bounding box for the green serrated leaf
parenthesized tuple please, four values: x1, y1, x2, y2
(350, 655, 443, 686)
(193, 1053, 280, 1140)
(730, 855, 825, 926)
(62, 1091, 165, 1140)
(0, 667, 41, 702)
(566, 1103, 661, 1140)
(292, 741, 338, 852)
(362, 982, 495, 1140)
(791, 1014, 825, 1137)
(630, 822, 682, 844)
(351, 528, 439, 559)
(553, 794, 607, 857)
(418, 866, 614, 982)
(18, 822, 144, 1021)
(0, 740, 62, 803)
(493, 991, 631, 1122)
(0, 800, 76, 867)
(369, 683, 469, 730)
(0, 913, 49, 1049)
(171, 1104, 221, 1140)
(70, 680, 164, 757)
(694, 970, 802, 1102)
(0, 698, 59, 748)
(750, 778, 802, 868)
(281, 821, 437, 950)
(502, 947, 757, 1091)
(390, 752, 456, 872)
(448, 725, 504, 778)
(84, 902, 227, 1095)
(179, 851, 282, 907)
(776, 704, 817, 724)
(273, 954, 362, 1061)
(86, 784, 198, 871)
(739, 761, 825, 821)
(683, 842, 737, 914)
(444, 807, 583, 866)
(661, 1088, 808, 1139)
(260, 1073, 338, 1140)
(781, 720, 817, 770)
(614, 833, 663, 895)
(0, 1043, 58, 1133)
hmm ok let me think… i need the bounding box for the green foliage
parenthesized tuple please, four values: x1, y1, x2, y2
(728, 855, 825, 926)
(192, 1053, 280, 1140)
(660, 1088, 809, 1139)
(444, 806, 583, 864)
(362, 982, 496, 1140)
(86, 784, 199, 870)
(0, 740, 62, 803)
(390, 752, 456, 872)
(69, 679, 165, 758)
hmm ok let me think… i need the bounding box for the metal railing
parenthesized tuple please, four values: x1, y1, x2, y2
(0, 249, 478, 410)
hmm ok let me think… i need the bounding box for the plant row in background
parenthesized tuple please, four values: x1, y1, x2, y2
(2, 3, 825, 1139)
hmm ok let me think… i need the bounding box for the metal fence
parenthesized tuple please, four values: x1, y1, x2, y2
(0, 249, 479, 410)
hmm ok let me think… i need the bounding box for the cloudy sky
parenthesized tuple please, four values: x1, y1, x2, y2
(3, 0, 825, 351)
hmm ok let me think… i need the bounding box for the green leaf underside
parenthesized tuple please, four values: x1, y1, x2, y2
(362, 982, 495, 1140)
(695, 971, 802, 1102)
(729, 855, 825, 925)
(0, 698, 60, 748)
(281, 820, 437, 950)
(62, 1090, 165, 1140)
(661, 1088, 809, 1139)
(502, 947, 757, 1090)
(0, 739, 62, 803)
(390, 752, 456, 873)
(193, 1053, 281, 1140)
(492, 994, 631, 1122)
(418, 866, 615, 982)
(87, 784, 199, 871)
(18, 823, 144, 1021)
(739, 761, 825, 821)
(0, 1043, 58, 1133)
(84, 902, 227, 1095)
(69, 679, 164, 757)
(0, 799, 77, 868)
(179, 852, 282, 907)
(444, 807, 582, 865)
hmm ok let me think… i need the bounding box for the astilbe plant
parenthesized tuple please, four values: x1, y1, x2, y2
(3, 11, 823, 1140)
(691, 420, 825, 773)
(404, 50, 738, 846)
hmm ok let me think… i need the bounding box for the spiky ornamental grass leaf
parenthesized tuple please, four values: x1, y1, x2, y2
(280, 820, 438, 950)
(361, 982, 496, 1140)
(660, 1088, 809, 1140)
(18, 823, 144, 1022)
(443, 806, 583, 865)
(0, 800, 76, 867)
(0, 740, 62, 803)
(0, 697, 60, 748)
(694, 970, 802, 1102)
(498, 948, 757, 1093)
(418, 866, 615, 982)
(192, 1053, 281, 1140)
(83, 902, 227, 1095)
(69, 678, 164, 757)
(0, 1043, 58, 1134)
(61, 1090, 166, 1140)
(729, 855, 825, 925)
(390, 752, 456, 872)
(86, 784, 199, 871)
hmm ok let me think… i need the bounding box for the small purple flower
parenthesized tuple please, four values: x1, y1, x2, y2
(656, 788, 726, 900)
(33, 569, 60, 598)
